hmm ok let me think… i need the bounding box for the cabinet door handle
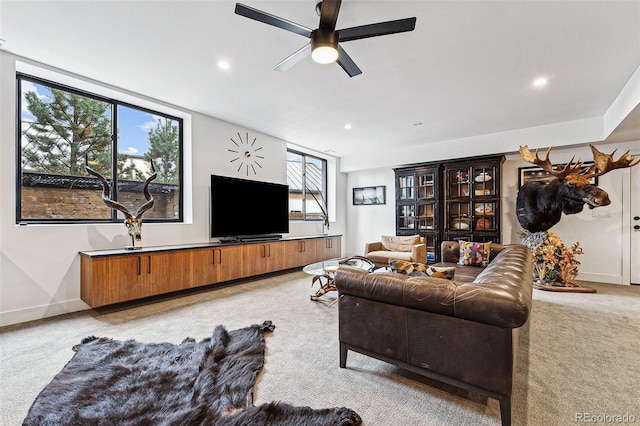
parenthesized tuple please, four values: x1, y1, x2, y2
(212, 249, 216, 265)
(267, 244, 271, 257)
(137, 256, 141, 275)
(148, 256, 152, 274)
(218, 249, 223, 264)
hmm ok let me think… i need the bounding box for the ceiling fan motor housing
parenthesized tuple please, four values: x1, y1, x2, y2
(311, 29, 339, 63)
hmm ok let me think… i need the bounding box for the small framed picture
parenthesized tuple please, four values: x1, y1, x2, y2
(518, 162, 597, 188)
(353, 186, 386, 205)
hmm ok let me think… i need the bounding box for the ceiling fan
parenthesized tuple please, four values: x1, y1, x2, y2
(234, 0, 417, 77)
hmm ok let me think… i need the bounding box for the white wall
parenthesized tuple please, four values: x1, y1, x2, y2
(0, 52, 347, 326)
(346, 141, 640, 285)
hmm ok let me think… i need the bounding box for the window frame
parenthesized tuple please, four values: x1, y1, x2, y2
(286, 148, 328, 222)
(16, 73, 184, 224)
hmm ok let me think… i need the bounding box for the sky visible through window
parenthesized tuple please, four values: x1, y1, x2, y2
(21, 80, 160, 158)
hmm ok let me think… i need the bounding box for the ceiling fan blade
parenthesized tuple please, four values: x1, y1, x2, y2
(235, 3, 312, 38)
(273, 44, 312, 72)
(338, 17, 417, 42)
(336, 44, 362, 77)
(318, 0, 341, 31)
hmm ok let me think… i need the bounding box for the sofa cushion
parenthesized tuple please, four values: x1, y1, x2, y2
(381, 235, 421, 252)
(458, 241, 491, 267)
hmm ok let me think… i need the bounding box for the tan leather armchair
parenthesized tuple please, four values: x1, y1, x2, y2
(364, 235, 426, 267)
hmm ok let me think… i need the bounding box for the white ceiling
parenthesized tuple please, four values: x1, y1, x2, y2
(1, 0, 639, 160)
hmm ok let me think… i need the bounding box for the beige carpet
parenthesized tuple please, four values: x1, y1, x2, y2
(1, 271, 639, 425)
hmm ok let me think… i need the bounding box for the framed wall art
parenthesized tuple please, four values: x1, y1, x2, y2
(518, 162, 598, 188)
(353, 186, 386, 205)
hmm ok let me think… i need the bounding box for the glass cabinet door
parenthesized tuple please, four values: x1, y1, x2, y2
(425, 234, 437, 263)
(417, 172, 436, 200)
(446, 166, 472, 198)
(398, 204, 416, 231)
(471, 166, 497, 197)
(398, 174, 415, 200)
(473, 202, 496, 231)
(417, 203, 436, 230)
(448, 201, 471, 231)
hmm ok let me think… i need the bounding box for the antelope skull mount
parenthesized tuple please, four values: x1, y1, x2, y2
(516, 145, 639, 233)
(85, 162, 158, 249)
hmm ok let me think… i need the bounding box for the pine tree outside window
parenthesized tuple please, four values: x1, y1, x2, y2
(17, 74, 183, 223)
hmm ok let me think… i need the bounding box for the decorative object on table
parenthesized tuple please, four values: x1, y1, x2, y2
(234, 1, 416, 78)
(310, 256, 375, 305)
(521, 230, 594, 293)
(85, 160, 157, 250)
(516, 144, 639, 233)
(455, 171, 467, 182)
(228, 131, 264, 176)
(22, 322, 362, 425)
(353, 185, 385, 205)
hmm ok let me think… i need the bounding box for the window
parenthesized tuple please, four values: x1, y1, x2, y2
(286, 150, 327, 221)
(17, 74, 183, 223)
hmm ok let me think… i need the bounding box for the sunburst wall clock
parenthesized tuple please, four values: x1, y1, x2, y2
(228, 131, 264, 176)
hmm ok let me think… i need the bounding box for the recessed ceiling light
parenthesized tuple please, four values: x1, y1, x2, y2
(217, 60, 231, 70)
(344, 124, 352, 130)
(413, 122, 423, 126)
(532, 77, 548, 87)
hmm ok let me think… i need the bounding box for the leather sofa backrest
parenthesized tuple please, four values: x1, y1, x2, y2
(337, 244, 533, 329)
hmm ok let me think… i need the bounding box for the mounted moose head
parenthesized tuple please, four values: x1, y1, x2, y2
(85, 161, 158, 249)
(516, 145, 639, 232)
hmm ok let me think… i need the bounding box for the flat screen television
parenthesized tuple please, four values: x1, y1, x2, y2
(210, 175, 289, 240)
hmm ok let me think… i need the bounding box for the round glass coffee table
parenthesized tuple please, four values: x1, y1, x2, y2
(303, 256, 375, 304)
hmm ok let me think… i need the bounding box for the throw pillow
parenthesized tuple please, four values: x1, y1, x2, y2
(425, 266, 456, 280)
(388, 259, 415, 274)
(458, 241, 491, 267)
(389, 261, 455, 280)
(381, 235, 421, 252)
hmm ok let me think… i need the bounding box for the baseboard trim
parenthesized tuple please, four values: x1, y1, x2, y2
(0, 299, 89, 327)
(578, 272, 627, 285)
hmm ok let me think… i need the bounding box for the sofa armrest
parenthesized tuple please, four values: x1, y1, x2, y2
(411, 243, 427, 264)
(364, 241, 383, 255)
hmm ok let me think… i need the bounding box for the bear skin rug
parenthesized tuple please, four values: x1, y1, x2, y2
(23, 321, 362, 426)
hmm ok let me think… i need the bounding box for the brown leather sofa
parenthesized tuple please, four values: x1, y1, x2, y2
(335, 241, 533, 426)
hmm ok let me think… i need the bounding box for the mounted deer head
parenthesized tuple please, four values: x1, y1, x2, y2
(516, 145, 639, 232)
(85, 160, 158, 249)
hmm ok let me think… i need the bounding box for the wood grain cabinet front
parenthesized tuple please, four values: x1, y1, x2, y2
(190, 246, 243, 287)
(80, 235, 342, 308)
(81, 250, 190, 307)
(242, 242, 286, 277)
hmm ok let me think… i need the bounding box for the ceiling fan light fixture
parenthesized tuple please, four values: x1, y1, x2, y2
(311, 29, 339, 64)
(312, 44, 338, 64)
